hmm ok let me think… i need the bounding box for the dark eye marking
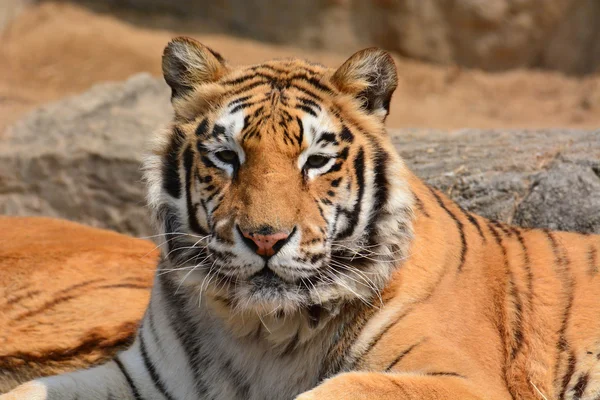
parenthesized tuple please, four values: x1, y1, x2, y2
(200, 155, 216, 169)
(215, 150, 239, 165)
(317, 132, 338, 145)
(212, 124, 226, 138)
(297, 104, 318, 117)
(304, 155, 330, 169)
(322, 161, 343, 176)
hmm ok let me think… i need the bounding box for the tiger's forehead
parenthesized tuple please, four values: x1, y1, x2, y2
(224, 58, 332, 85)
(203, 65, 340, 153)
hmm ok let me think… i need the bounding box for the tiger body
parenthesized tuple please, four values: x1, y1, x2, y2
(3, 37, 600, 400)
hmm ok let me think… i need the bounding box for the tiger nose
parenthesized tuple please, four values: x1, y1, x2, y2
(240, 228, 291, 257)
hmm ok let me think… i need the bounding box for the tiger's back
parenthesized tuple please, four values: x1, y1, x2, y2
(346, 175, 600, 399)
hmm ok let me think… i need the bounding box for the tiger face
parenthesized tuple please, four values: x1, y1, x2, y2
(146, 37, 414, 317)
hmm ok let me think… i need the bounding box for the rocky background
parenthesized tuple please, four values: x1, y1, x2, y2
(64, 0, 600, 76)
(0, 0, 598, 235)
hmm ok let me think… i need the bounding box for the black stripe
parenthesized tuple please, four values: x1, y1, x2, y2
(297, 97, 321, 111)
(340, 125, 354, 143)
(350, 307, 414, 369)
(317, 132, 337, 145)
(559, 352, 577, 400)
(297, 104, 318, 117)
(183, 145, 208, 235)
(195, 119, 209, 137)
(487, 222, 524, 360)
(457, 205, 485, 241)
(206, 47, 225, 63)
(335, 147, 364, 240)
(289, 84, 323, 102)
(588, 245, 598, 275)
(222, 73, 274, 86)
(413, 193, 430, 218)
(162, 128, 186, 199)
(510, 227, 533, 312)
(508, 278, 524, 360)
(227, 95, 252, 108)
(425, 372, 465, 378)
(211, 124, 226, 139)
(365, 143, 389, 246)
(545, 231, 576, 392)
(572, 373, 589, 400)
(159, 273, 208, 396)
(139, 334, 177, 400)
(113, 356, 143, 400)
(295, 116, 304, 146)
(289, 73, 334, 93)
(429, 187, 467, 272)
(147, 306, 162, 349)
(228, 80, 270, 97)
(385, 339, 424, 371)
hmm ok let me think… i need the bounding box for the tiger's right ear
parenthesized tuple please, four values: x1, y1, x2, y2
(162, 37, 229, 99)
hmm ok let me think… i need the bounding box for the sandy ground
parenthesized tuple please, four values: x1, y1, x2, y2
(1, 2, 599, 134)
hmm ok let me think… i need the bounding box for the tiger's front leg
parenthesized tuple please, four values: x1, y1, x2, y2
(0, 350, 140, 400)
(295, 371, 490, 400)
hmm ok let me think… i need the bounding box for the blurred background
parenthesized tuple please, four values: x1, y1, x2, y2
(1, 0, 600, 133)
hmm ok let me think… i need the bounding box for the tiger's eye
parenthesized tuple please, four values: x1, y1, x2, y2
(215, 150, 238, 164)
(305, 155, 330, 169)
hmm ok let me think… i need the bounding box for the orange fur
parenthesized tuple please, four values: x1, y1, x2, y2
(0, 217, 157, 393)
(300, 174, 600, 399)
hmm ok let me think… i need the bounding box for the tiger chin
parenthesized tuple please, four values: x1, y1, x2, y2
(4, 36, 600, 400)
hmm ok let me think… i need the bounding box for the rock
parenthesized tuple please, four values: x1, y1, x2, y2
(0, 216, 158, 393)
(1, 74, 599, 236)
(74, 0, 600, 74)
(353, 0, 600, 75)
(393, 129, 600, 233)
(0, 74, 172, 237)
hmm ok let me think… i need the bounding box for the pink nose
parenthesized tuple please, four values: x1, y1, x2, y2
(241, 230, 290, 257)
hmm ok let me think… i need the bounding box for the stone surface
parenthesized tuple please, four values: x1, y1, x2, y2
(0, 74, 172, 237)
(1, 74, 599, 237)
(0, 216, 158, 393)
(74, 0, 600, 74)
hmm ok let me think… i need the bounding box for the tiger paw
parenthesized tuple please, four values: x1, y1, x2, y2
(0, 381, 48, 400)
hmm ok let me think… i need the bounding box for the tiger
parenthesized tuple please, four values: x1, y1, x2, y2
(2, 35, 600, 400)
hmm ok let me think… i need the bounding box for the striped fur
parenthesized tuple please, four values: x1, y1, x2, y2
(3, 37, 600, 400)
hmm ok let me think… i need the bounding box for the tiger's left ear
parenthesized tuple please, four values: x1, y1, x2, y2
(331, 48, 398, 119)
(162, 36, 229, 100)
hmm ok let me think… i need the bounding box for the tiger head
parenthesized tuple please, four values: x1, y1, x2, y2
(145, 37, 414, 321)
